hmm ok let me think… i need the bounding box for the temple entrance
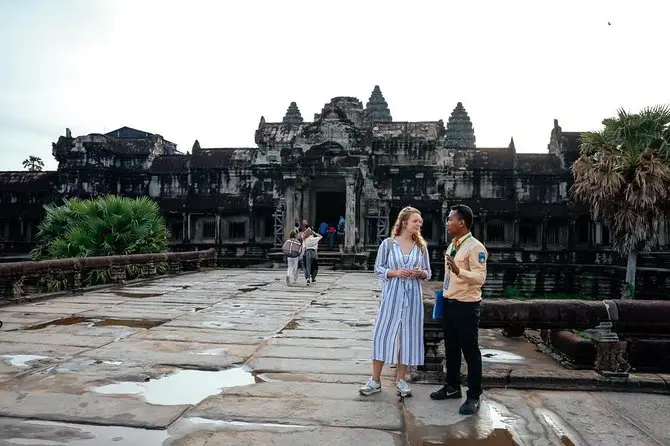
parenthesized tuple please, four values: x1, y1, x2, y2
(314, 191, 345, 231)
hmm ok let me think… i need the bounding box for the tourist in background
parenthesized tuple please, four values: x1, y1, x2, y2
(327, 225, 336, 249)
(302, 228, 322, 285)
(282, 230, 303, 286)
(359, 206, 431, 398)
(430, 204, 488, 416)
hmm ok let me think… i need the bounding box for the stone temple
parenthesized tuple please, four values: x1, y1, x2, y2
(1, 86, 669, 298)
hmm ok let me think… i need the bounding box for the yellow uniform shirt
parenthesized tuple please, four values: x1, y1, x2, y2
(443, 233, 488, 302)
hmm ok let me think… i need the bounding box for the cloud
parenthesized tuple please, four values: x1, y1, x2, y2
(0, 0, 668, 171)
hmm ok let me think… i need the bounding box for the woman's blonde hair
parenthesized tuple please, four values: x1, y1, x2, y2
(391, 206, 426, 251)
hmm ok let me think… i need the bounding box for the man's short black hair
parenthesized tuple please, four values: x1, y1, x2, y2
(450, 204, 474, 229)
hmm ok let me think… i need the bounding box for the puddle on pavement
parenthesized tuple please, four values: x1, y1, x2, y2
(481, 349, 525, 364)
(1, 354, 52, 368)
(91, 365, 263, 405)
(181, 416, 311, 431)
(3, 419, 168, 445)
(113, 290, 166, 298)
(24, 316, 166, 331)
(416, 401, 519, 446)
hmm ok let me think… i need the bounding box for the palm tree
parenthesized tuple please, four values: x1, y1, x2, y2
(22, 156, 44, 172)
(32, 196, 169, 260)
(572, 105, 670, 299)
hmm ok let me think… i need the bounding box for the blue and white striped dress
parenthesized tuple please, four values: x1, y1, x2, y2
(371, 237, 432, 366)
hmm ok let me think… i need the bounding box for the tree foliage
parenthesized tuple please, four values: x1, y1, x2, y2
(22, 156, 44, 172)
(572, 106, 670, 256)
(31, 195, 169, 260)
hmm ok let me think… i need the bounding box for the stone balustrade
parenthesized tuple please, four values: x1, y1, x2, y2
(423, 298, 670, 377)
(0, 249, 216, 300)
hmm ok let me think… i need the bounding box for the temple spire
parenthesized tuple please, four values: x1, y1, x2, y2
(192, 139, 201, 153)
(509, 137, 515, 150)
(364, 85, 392, 122)
(444, 102, 475, 149)
(282, 102, 303, 125)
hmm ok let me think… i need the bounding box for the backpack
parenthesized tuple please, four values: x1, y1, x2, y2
(282, 238, 302, 258)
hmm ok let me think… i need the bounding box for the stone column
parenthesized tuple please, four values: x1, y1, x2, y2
(248, 206, 256, 242)
(215, 212, 222, 244)
(541, 216, 548, 250)
(513, 217, 520, 247)
(186, 213, 193, 243)
(441, 201, 450, 244)
(480, 212, 488, 244)
(284, 176, 296, 240)
(344, 175, 357, 252)
(594, 221, 603, 246)
(568, 216, 576, 248)
(182, 211, 188, 242)
(295, 187, 304, 223)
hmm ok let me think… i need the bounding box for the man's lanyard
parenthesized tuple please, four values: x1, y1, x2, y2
(447, 233, 472, 257)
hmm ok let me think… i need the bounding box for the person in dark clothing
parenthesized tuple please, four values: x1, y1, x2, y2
(429, 204, 488, 416)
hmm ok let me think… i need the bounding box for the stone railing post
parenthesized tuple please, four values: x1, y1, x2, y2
(109, 265, 126, 285)
(585, 300, 630, 377)
(11, 276, 25, 299)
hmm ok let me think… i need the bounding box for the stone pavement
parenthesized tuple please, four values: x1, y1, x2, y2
(0, 269, 668, 445)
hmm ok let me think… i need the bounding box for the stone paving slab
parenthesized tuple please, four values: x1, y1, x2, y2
(0, 330, 121, 348)
(248, 357, 371, 375)
(189, 395, 403, 430)
(219, 381, 401, 403)
(88, 339, 252, 368)
(0, 390, 188, 429)
(268, 336, 371, 349)
(0, 268, 668, 445)
(0, 357, 177, 393)
(130, 327, 273, 345)
(255, 345, 370, 361)
(166, 425, 404, 446)
(0, 303, 106, 314)
(278, 329, 373, 340)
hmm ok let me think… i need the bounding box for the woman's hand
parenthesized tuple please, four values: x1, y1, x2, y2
(410, 268, 425, 279)
(389, 269, 412, 278)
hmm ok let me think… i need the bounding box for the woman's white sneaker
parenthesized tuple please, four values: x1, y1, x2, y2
(359, 378, 381, 396)
(396, 379, 411, 397)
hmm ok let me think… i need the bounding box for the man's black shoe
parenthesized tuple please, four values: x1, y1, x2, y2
(459, 398, 480, 415)
(430, 385, 462, 400)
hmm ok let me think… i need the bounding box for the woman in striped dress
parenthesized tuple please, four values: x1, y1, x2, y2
(359, 206, 432, 398)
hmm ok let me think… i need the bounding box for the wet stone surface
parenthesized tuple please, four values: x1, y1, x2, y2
(0, 269, 668, 445)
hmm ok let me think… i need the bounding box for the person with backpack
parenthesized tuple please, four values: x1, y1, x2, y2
(282, 230, 303, 286)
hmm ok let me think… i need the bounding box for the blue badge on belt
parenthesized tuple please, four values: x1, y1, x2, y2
(478, 252, 486, 263)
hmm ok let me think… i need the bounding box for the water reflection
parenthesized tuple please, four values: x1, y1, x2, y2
(91, 366, 260, 405)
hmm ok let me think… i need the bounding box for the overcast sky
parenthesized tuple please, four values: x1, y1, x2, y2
(1, 0, 668, 171)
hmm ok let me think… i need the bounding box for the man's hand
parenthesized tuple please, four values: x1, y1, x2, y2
(445, 256, 460, 276)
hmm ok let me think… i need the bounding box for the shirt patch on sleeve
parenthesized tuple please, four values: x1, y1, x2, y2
(478, 252, 486, 263)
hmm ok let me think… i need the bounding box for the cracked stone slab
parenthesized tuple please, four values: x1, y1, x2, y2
(189, 395, 403, 430)
(255, 345, 370, 361)
(248, 358, 371, 375)
(131, 327, 272, 345)
(165, 426, 404, 446)
(0, 330, 125, 349)
(0, 390, 188, 429)
(268, 337, 371, 349)
(87, 339, 250, 368)
(219, 381, 401, 404)
(278, 329, 372, 340)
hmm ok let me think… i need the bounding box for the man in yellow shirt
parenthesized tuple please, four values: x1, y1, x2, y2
(430, 204, 487, 416)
